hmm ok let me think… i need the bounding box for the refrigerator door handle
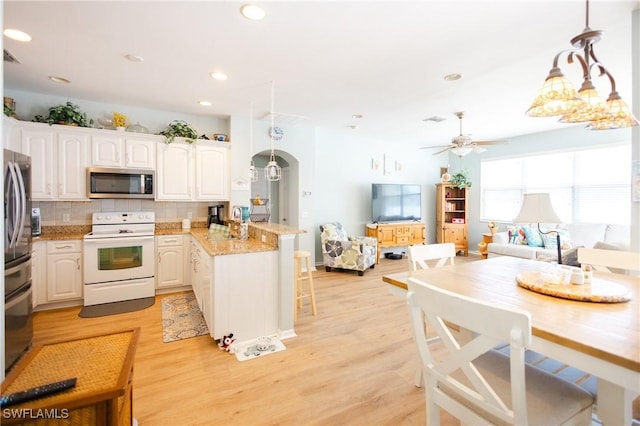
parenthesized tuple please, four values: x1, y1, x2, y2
(5, 282, 32, 310)
(6, 161, 21, 248)
(13, 162, 27, 246)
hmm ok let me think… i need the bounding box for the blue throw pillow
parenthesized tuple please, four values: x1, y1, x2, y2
(522, 226, 544, 247)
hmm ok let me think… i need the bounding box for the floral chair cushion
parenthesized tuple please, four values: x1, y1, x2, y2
(319, 222, 377, 275)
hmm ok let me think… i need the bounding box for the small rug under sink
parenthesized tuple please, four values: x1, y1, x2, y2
(79, 297, 155, 318)
(161, 292, 209, 343)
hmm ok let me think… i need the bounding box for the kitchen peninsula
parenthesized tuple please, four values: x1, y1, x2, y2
(158, 222, 306, 345)
(35, 221, 305, 346)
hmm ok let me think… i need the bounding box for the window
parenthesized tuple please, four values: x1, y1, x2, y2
(480, 143, 631, 225)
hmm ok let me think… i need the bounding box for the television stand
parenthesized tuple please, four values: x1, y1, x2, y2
(365, 222, 426, 264)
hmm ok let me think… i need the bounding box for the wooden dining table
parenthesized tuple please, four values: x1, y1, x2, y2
(383, 256, 640, 426)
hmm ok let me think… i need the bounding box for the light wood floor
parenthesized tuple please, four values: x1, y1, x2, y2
(30, 255, 480, 425)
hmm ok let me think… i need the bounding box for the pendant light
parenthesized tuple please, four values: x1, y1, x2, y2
(248, 101, 258, 182)
(264, 81, 281, 181)
(526, 0, 638, 130)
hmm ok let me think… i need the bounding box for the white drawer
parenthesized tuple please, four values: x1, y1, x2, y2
(47, 240, 82, 253)
(157, 234, 184, 247)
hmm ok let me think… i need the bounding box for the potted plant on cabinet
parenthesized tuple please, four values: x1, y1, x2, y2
(450, 169, 472, 189)
(158, 120, 198, 144)
(32, 101, 93, 127)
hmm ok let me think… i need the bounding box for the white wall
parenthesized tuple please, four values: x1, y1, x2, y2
(314, 126, 442, 262)
(4, 89, 228, 137)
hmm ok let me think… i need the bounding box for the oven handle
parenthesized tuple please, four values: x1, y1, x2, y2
(83, 235, 155, 245)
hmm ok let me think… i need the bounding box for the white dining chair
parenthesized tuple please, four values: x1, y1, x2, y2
(407, 277, 595, 426)
(408, 243, 456, 274)
(577, 248, 640, 274)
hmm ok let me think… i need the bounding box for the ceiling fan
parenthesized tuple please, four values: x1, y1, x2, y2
(421, 112, 508, 157)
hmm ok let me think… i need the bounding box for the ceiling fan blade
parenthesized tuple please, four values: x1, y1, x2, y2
(420, 144, 450, 150)
(473, 140, 509, 146)
(432, 146, 453, 155)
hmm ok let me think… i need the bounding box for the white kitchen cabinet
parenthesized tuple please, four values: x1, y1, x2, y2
(156, 235, 186, 289)
(57, 132, 89, 200)
(156, 139, 229, 201)
(3, 117, 21, 152)
(21, 127, 55, 200)
(91, 134, 155, 169)
(45, 240, 83, 302)
(32, 241, 47, 309)
(195, 143, 229, 200)
(190, 238, 211, 330)
(156, 141, 192, 200)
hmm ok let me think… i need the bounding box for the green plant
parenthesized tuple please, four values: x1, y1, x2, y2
(32, 101, 93, 127)
(158, 120, 198, 144)
(450, 169, 472, 189)
(4, 104, 15, 117)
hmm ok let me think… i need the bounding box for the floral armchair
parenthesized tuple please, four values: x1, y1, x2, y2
(319, 222, 377, 276)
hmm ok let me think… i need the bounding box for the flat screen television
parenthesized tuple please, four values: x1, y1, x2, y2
(371, 183, 422, 223)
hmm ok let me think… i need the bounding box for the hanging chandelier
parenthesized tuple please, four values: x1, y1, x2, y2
(248, 101, 258, 182)
(265, 81, 282, 181)
(526, 0, 638, 130)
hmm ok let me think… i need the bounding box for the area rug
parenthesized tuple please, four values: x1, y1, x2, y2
(234, 337, 286, 362)
(79, 297, 155, 318)
(161, 292, 209, 343)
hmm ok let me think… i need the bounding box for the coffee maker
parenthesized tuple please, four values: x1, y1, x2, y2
(208, 204, 224, 226)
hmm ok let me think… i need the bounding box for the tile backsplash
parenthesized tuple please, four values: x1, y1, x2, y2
(34, 200, 224, 226)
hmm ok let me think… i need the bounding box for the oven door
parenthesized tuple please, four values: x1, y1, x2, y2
(83, 235, 155, 284)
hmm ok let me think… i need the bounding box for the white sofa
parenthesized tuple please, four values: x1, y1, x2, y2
(487, 223, 631, 262)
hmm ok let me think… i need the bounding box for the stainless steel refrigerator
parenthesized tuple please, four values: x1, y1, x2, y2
(4, 148, 33, 372)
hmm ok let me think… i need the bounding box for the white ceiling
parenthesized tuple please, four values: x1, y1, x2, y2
(3, 1, 639, 149)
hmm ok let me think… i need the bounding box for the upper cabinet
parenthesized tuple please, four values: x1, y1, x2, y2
(156, 139, 229, 202)
(6, 119, 230, 202)
(20, 127, 56, 200)
(91, 134, 155, 169)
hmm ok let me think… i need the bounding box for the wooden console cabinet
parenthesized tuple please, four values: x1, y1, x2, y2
(366, 222, 426, 263)
(436, 183, 468, 256)
(1, 328, 140, 426)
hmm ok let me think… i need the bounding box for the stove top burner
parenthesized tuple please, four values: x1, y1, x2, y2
(85, 211, 156, 239)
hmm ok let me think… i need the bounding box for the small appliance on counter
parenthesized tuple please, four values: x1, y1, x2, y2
(31, 208, 41, 236)
(208, 204, 224, 226)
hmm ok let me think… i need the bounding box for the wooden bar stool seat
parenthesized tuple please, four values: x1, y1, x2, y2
(294, 250, 317, 321)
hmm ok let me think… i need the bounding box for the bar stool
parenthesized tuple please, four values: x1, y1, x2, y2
(293, 250, 317, 321)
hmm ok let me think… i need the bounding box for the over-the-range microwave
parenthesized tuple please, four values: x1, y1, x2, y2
(87, 167, 154, 199)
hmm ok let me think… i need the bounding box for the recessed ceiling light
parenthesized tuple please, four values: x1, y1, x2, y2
(125, 54, 144, 62)
(3, 29, 32, 42)
(444, 73, 463, 81)
(210, 71, 228, 81)
(199, 101, 212, 107)
(240, 4, 266, 20)
(352, 114, 363, 119)
(48, 76, 70, 84)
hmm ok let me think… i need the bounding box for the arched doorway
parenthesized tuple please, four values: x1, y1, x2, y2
(251, 150, 299, 230)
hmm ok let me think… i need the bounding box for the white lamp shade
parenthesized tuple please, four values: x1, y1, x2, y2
(513, 193, 561, 224)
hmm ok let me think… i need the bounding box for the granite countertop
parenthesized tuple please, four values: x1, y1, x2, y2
(250, 222, 307, 235)
(190, 232, 277, 256)
(36, 225, 278, 256)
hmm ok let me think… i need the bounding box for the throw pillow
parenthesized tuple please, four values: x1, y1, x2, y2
(561, 247, 581, 267)
(522, 226, 544, 247)
(540, 229, 572, 250)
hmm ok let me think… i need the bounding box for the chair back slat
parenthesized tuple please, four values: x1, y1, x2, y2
(408, 243, 456, 273)
(577, 248, 640, 273)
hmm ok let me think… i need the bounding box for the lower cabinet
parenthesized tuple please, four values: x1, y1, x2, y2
(189, 239, 278, 344)
(156, 235, 187, 289)
(45, 240, 83, 303)
(366, 222, 426, 263)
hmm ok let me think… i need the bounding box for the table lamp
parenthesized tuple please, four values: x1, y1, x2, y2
(513, 193, 563, 264)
